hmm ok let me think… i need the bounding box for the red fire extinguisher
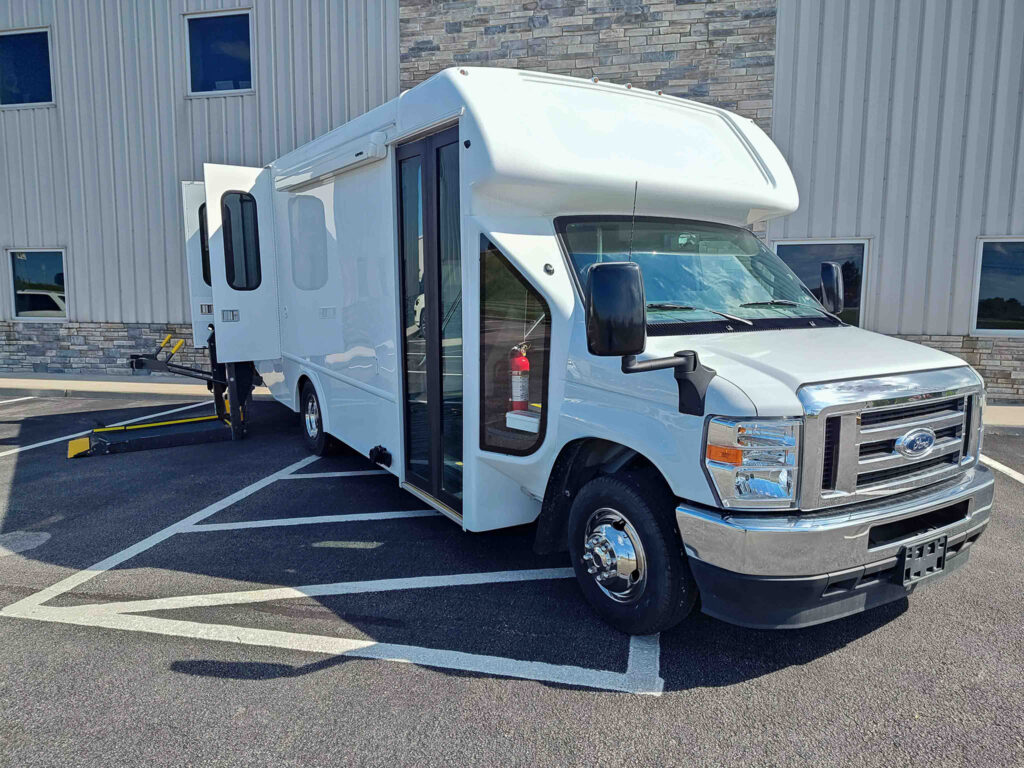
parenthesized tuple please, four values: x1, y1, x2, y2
(510, 344, 530, 412)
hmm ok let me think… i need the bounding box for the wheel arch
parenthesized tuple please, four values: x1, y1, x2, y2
(533, 437, 675, 555)
(295, 370, 332, 436)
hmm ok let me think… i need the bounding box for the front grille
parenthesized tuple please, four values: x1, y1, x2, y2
(798, 368, 984, 510)
(859, 398, 958, 426)
(858, 453, 959, 487)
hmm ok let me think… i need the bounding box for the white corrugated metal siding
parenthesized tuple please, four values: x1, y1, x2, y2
(0, 0, 399, 323)
(768, 0, 1024, 335)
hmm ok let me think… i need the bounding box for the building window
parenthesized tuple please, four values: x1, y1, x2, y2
(221, 192, 261, 290)
(0, 30, 52, 106)
(479, 239, 550, 456)
(186, 12, 252, 95)
(974, 239, 1024, 334)
(9, 249, 66, 319)
(773, 240, 867, 326)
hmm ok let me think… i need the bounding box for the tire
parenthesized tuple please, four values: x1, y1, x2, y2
(300, 383, 332, 456)
(568, 473, 697, 635)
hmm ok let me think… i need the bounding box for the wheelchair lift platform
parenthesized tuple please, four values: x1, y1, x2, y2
(67, 331, 254, 459)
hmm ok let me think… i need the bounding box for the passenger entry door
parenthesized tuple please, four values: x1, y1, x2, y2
(180, 182, 214, 349)
(203, 163, 281, 363)
(397, 127, 463, 512)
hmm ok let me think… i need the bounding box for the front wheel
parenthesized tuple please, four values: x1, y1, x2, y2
(568, 474, 697, 635)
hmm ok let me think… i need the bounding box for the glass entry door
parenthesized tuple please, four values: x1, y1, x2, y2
(396, 127, 463, 511)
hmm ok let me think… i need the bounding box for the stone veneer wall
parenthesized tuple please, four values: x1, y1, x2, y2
(896, 336, 1024, 403)
(0, 322, 206, 376)
(400, 0, 777, 133)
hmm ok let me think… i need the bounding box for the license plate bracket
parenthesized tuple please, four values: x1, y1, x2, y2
(899, 534, 947, 586)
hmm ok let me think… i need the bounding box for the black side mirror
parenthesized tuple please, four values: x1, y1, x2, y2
(584, 262, 646, 357)
(820, 261, 845, 315)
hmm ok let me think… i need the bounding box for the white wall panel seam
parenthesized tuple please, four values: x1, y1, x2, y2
(920, 0, 954, 334)
(979, 0, 1006, 236)
(896, 0, 927, 334)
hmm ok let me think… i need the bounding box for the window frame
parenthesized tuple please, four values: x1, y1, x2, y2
(220, 190, 262, 291)
(478, 237, 552, 458)
(0, 27, 56, 110)
(770, 237, 871, 326)
(970, 235, 1024, 338)
(5, 247, 69, 323)
(184, 8, 255, 98)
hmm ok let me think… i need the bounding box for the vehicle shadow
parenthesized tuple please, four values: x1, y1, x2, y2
(170, 656, 350, 680)
(658, 598, 908, 692)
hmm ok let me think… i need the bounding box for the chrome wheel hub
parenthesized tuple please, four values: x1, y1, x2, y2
(304, 395, 320, 439)
(581, 507, 647, 603)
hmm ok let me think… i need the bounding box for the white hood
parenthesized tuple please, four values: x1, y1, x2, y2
(644, 326, 969, 417)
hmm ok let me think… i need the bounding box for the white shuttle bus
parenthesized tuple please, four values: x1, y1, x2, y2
(181, 68, 994, 634)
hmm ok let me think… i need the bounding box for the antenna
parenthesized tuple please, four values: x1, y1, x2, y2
(627, 181, 638, 261)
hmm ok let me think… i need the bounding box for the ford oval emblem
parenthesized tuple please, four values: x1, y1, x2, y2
(895, 427, 936, 458)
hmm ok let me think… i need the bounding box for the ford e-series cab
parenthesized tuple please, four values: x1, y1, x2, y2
(181, 68, 994, 634)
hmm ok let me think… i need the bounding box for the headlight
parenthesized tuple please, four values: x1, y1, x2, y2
(704, 417, 802, 510)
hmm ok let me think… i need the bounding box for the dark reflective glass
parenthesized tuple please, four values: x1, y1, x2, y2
(437, 142, 463, 497)
(0, 31, 52, 105)
(480, 241, 550, 456)
(976, 241, 1024, 331)
(198, 203, 211, 286)
(222, 192, 261, 290)
(11, 250, 65, 318)
(775, 242, 865, 326)
(398, 156, 430, 484)
(188, 13, 251, 93)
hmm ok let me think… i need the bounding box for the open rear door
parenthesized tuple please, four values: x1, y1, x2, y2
(203, 164, 281, 363)
(180, 182, 215, 349)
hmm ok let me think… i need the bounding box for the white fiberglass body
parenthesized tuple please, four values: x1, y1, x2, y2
(186, 67, 970, 531)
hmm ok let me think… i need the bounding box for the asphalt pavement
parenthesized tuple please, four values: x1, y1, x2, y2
(0, 395, 1021, 767)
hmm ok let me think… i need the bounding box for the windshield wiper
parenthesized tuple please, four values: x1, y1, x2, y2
(740, 299, 799, 308)
(740, 299, 841, 321)
(646, 303, 753, 326)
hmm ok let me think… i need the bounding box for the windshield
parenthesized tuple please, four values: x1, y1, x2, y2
(558, 217, 829, 324)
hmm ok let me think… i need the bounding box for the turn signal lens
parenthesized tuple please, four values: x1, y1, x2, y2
(706, 445, 743, 465)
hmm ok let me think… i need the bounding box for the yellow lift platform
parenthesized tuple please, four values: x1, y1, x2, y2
(68, 329, 256, 459)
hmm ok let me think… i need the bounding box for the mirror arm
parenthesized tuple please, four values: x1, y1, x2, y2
(621, 350, 717, 416)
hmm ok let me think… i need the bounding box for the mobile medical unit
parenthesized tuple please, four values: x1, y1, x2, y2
(161, 68, 994, 633)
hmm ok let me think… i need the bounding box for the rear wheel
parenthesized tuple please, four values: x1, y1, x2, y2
(300, 383, 332, 456)
(568, 473, 697, 634)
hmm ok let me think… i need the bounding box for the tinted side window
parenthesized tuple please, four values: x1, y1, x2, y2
(198, 203, 211, 286)
(221, 192, 261, 291)
(479, 239, 550, 455)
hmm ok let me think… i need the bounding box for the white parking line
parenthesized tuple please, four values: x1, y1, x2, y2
(0, 400, 212, 459)
(981, 454, 1024, 485)
(57, 568, 577, 616)
(0, 454, 319, 612)
(0, 396, 35, 406)
(0, 453, 665, 694)
(186, 509, 438, 532)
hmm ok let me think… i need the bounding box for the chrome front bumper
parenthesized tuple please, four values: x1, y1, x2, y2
(676, 466, 994, 578)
